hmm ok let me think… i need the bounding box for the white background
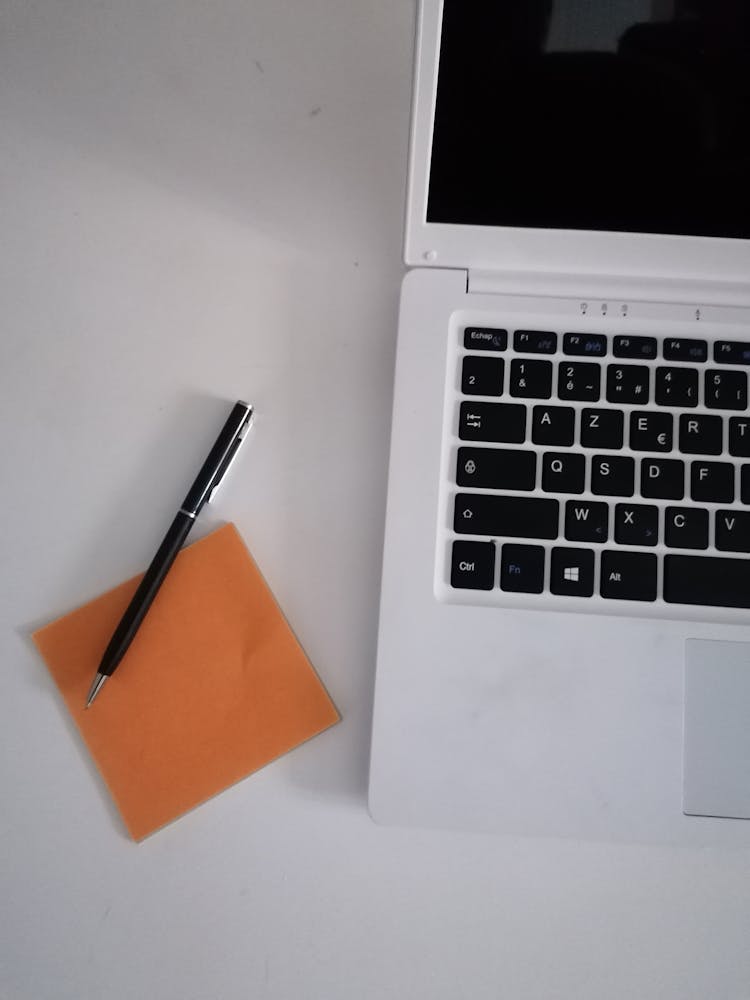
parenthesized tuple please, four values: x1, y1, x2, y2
(1, 2, 749, 998)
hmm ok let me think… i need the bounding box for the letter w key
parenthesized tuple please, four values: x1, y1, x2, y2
(565, 501, 609, 542)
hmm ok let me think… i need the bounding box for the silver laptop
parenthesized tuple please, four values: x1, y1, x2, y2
(369, 0, 750, 844)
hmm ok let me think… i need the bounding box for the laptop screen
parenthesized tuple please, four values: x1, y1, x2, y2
(427, 1, 750, 240)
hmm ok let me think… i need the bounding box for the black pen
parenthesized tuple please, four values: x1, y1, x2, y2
(86, 400, 254, 707)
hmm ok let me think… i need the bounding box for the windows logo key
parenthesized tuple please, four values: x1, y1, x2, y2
(551, 549, 594, 596)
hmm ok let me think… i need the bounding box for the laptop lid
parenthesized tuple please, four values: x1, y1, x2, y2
(405, 0, 750, 287)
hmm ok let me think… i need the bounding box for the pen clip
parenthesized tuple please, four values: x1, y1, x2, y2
(207, 408, 254, 504)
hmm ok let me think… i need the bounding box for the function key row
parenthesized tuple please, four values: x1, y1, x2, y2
(461, 356, 748, 409)
(463, 327, 750, 364)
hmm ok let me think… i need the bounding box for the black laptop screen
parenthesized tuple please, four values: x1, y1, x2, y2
(427, 1, 750, 239)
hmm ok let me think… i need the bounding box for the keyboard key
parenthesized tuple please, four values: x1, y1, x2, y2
(456, 447, 536, 491)
(715, 510, 750, 553)
(464, 327, 507, 352)
(451, 540, 496, 590)
(514, 330, 557, 354)
(459, 402, 526, 443)
(690, 461, 735, 503)
(613, 335, 657, 360)
(461, 356, 504, 396)
(510, 359, 553, 399)
(729, 417, 750, 457)
(531, 405, 575, 446)
(558, 362, 600, 402)
(606, 364, 650, 404)
(664, 554, 750, 608)
(454, 494, 559, 539)
(629, 411, 673, 452)
(743, 465, 750, 504)
(641, 458, 685, 500)
(714, 341, 750, 365)
(614, 504, 659, 546)
(563, 333, 606, 357)
(655, 367, 698, 407)
(565, 500, 608, 543)
(663, 338, 708, 362)
(665, 507, 709, 549)
(542, 452, 586, 494)
(678, 413, 723, 455)
(591, 455, 635, 497)
(580, 408, 624, 449)
(705, 369, 748, 411)
(550, 547, 595, 597)
(601, 551, 657, 602)
(500, 544, 545, 593)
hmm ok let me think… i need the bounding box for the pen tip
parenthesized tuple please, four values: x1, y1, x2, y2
(85, 672, 108, 708)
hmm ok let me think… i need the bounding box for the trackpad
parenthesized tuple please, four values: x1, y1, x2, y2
(684, 640, 750, 820)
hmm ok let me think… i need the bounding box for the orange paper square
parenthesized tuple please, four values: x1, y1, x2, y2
(32, 523, 340, 840)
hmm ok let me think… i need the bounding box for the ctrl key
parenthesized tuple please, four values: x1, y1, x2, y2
(451, 540, 496, 590)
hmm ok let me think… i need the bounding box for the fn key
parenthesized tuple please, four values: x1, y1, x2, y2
(451, 541, 495, 590)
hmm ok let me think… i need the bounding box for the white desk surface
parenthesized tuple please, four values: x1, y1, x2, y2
(2, 3, 749, 998)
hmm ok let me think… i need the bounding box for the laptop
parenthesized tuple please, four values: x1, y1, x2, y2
(369, 0, 750, 845)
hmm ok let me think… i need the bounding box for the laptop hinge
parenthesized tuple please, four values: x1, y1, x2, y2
(467, 269, 750, 309)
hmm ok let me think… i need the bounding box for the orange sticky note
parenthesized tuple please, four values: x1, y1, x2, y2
(32, 523, 340, 840)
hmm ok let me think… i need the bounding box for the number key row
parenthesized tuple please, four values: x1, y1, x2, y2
(461, 357, 748, 409)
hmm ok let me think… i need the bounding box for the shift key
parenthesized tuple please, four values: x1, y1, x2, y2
(455, 493, 559, 539)
(459, 401, 526, 443)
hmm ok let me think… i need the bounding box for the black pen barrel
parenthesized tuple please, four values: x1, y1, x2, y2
(97, 511, 194, 676)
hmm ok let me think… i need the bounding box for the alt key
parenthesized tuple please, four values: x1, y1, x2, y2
(450, 540, 496, 590)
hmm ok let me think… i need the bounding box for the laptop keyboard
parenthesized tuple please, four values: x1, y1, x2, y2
(443, 322, 750, 617)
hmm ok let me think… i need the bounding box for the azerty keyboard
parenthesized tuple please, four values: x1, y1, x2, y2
(441, 323, 750, 616)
